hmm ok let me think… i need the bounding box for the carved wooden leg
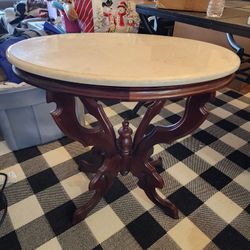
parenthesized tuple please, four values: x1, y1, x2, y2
(73, 157, 120, 224)
(47, 92, 120, 224)
(150, 157, 162, 169)
(132, 93, 214, 219)
(79, 147, 105, 173)
(73, 189, 105, 224)
(133, 161, 179, 219)
(78, 160, 101, 173)
(138, 174, 179, 219)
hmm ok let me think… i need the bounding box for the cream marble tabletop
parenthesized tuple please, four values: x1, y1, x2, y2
(7, 33, 240, 87)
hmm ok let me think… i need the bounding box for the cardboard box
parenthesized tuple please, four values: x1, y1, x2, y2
(157, 0, 209, 12)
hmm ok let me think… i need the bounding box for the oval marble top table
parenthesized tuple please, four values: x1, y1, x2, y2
(6, 33, 241, 225)
(7, 33, 240, 87)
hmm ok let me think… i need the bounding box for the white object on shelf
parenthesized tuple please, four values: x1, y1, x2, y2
(47, 0, 58, 20)
(27, 21, 45, 31)
(207, 0, 225, 18)
(248, 16, 250, 25)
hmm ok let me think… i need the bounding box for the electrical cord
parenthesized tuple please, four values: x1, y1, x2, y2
(0, 173, 8, 227)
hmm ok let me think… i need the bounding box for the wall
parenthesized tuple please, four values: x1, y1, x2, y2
(173, 22, 250, 93)
(173, 22, 250, 54)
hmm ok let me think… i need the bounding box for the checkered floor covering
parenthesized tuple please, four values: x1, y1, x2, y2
(0, 89, 249, 250)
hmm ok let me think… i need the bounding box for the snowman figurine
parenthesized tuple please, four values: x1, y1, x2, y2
(115, 1, 128, 32)
(102, 0, 115, 32)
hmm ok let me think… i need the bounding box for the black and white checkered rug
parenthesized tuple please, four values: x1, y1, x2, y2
(0, 89, 249, 250)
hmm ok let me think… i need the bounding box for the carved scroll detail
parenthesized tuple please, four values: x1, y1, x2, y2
(47, 92, 117, 156)
(73, 157, 120, 224)
(133, 100, 166, 148)
(130, 157, 179, 219)
(136, 92, 215, 155)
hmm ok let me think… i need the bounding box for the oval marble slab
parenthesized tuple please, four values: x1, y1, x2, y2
(7, 33, 240, 87)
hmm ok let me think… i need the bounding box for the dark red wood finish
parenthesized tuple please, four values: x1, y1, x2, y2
(15, 67, 234, 224)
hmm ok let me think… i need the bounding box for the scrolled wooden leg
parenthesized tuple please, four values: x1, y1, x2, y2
(79, 160, 100, 173)
(90, 146, 105, 157)
(72, 172, 113, 225)
(137, 162, 179, 219)
(73, 158, 119, 224)
(73, 190, 104, 225)
(149, 157, 162, 168)
(79, 147, 105, 173)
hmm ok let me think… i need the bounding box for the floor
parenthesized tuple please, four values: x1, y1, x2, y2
(0, 88, 249, 250)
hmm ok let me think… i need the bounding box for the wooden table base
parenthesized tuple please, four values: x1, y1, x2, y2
(13, 69, 233, 225)
(47, 91, 214, 225)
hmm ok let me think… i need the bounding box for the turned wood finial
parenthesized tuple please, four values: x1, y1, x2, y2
(118, 120, 133, 154)
(118, 120, 133, 175)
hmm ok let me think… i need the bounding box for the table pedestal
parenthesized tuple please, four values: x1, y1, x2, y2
(47, 91, 214, 225)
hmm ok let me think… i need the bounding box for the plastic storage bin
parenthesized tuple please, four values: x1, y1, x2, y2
(0, 85, 64, 151)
